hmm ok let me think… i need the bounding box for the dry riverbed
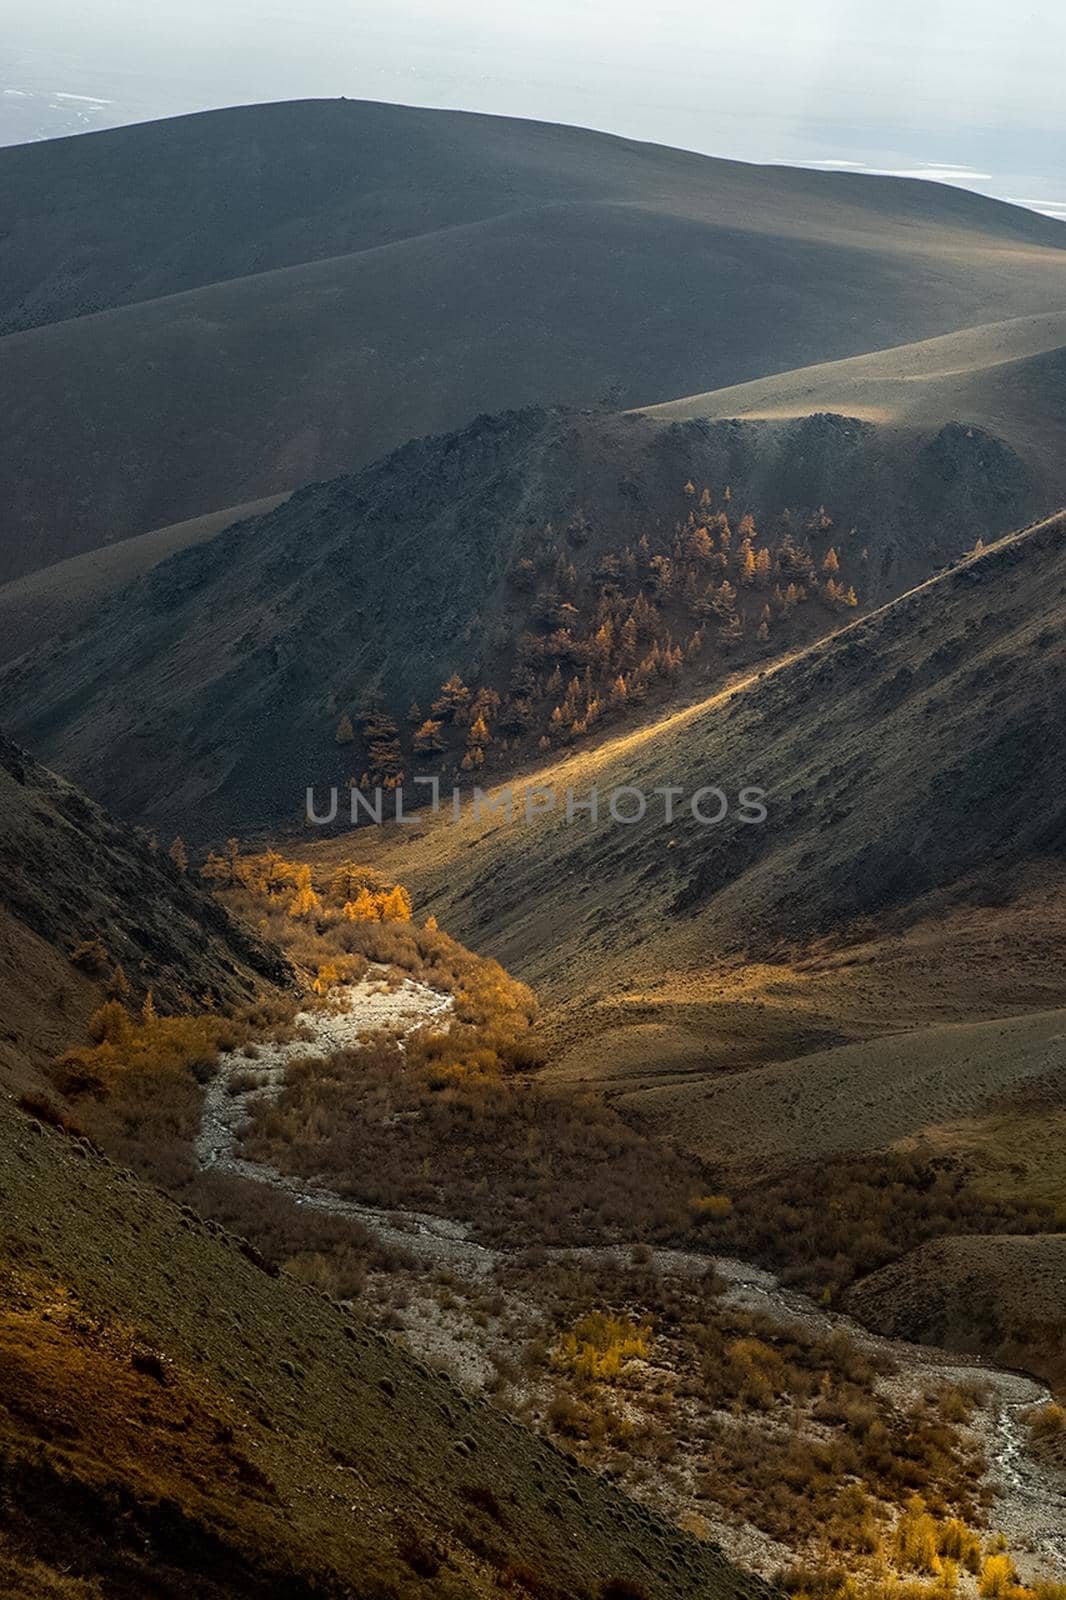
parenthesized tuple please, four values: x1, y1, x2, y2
(194, 973, 1066, 1585)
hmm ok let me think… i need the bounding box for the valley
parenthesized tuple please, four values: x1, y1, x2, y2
(2, 85, 1066, 1600)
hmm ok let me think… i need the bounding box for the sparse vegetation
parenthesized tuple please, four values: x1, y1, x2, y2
(700, 1152, 1058, 1298)
(347, 488, 862, 787)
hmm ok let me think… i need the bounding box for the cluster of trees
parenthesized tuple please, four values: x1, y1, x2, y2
(331, 483, 863, 784)
(199, 840, 413, 923)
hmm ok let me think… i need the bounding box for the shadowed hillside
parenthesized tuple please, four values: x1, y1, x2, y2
(846, 1235, 1066, 1392)
(318, 508, 1066, 1001)
(0, 1099, 774, 1600)
(0, 495, 288, 667)
(0, 406, 1038, 836)
(3, 97, 1066, 576)
(0, 734, 291, 1091)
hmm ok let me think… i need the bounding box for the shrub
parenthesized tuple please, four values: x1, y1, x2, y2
(1028, 1402, 1066, 1440)
(553, 1312, 650, 1382)
(979, 1553, 1017, 1598)
(69, 937, 109, 974)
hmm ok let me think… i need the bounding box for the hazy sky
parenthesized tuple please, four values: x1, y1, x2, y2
(4, 1, 1066, 215)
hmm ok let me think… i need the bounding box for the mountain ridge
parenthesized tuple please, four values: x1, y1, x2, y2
(0, 404, 1042, 837)
(5, 97, 1066, 577)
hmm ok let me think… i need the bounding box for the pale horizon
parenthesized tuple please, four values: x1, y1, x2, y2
(5, 0, 1066, 220)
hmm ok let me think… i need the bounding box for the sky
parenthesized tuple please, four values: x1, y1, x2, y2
(4, 0, 1066, 217)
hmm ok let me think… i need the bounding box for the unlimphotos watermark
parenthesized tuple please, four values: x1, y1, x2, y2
(306, 778, 768, 829)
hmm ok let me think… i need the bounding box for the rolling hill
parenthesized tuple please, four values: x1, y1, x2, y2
(0, 405, 1039, 836)
(846, 1233, 1066, 1391)
(4, 97, 1066, 577)
(642, 311, 1066, 505)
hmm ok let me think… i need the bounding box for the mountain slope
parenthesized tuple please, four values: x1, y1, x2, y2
(5, 97, 1065, 335)
(642, 311, 1066, 503)
(319, 507, 1066, 1002)
(0, 734, 291, 1091)
(0, 405, 1040, 837)
(0, 495, 288, 667)
(0, 1100, 773, 1600)
(4, 98, 1066, 576)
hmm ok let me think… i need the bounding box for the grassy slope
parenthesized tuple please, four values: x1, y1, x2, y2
(0, 1099, 774, 1600)
(0, 495, 287, 667)
(3, 98, 1066, 574)
(641, 311, 1066, 503)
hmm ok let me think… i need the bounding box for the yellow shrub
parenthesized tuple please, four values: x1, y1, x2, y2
(980, 1554, 1017, 1598)
(938, 1518, 983, 1574)
(553, 1312, 650, 1382)
(54, 1003, 229, 1092)
(895, 1496, 942, 1575)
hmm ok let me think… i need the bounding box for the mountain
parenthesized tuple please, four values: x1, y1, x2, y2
(0, 405, 1041, 838)
(0, 733, 291, 1092)
(0, 1098, 772, 1600)
(291, 508, 1066, 1393)
(3, 97, 1066, 578)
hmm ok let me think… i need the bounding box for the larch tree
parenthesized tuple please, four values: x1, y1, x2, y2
(431, 674, 471, 722)
(330, 861, 373, 902)
(343, 887, 379, 922)
(381, 885, 413, 921)
(468, 712, 492, 749)
(414, 718, 446, 753)
(335, 712, 355, 744)
(288, 864, 322, 920)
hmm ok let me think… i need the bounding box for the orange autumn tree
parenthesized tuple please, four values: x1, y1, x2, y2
(287, 864, 322, 920)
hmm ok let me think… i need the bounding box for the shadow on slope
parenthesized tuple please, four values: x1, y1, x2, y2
(0, 406, 1039, 835)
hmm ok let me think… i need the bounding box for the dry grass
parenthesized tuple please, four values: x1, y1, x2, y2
(507, 1258, 992, 1573)
(242, 1033, 702, 1244)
